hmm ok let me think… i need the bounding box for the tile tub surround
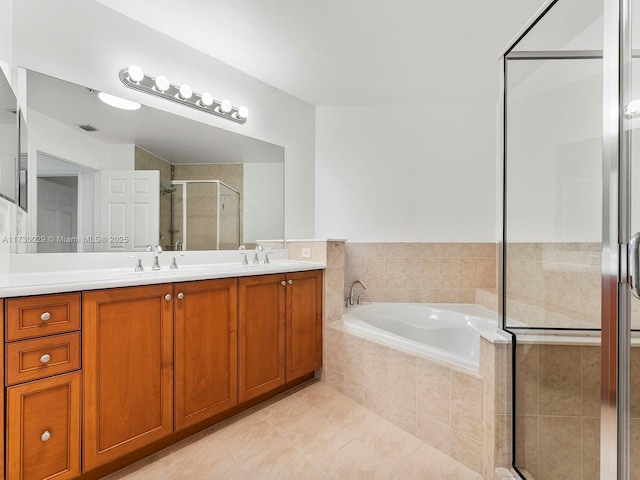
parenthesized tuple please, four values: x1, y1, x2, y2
(344, 242, 497, 304)
(321, 320, 511, 477)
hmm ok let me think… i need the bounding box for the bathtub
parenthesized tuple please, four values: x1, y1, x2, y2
(342, 302, 508, 371)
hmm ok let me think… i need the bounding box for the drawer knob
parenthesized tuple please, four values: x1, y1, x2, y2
(40, 354, 51, 364)
(41, 431, 51, 442)
(40, 312, 51, 322)
(177, 293, 184, 300)
(165, 294, 172, 301)
(288, 280, 293, 285)
(281, 281, 286, 286)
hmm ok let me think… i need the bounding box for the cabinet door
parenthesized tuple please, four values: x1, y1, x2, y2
(83, 285, 173, 469)
(286, 270, 323, 380)
(6, 372, 81, 480)
(174, 278, 238, 430)
(238, 274, 286, 402)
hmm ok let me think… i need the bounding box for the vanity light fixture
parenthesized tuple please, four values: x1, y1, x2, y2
(119, 65, 249, 124)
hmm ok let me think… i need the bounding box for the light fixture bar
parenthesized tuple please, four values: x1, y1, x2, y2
(119, 67, 248, 124)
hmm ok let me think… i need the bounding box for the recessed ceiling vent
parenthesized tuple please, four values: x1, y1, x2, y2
(76, 124, 99, 132)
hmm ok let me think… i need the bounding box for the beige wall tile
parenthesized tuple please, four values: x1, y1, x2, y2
(537, 416, 581, 480)
(477, 257, 497, 289)
(364, 387, 388, 418)
(538, 345, 581, 416)
(384, 288, 404, 303)
(440, 288, 459, 303)
(440, 258, 459, 289)
(402, 289, 422, 303)
(459, 288, 476, 304)
(343, 334, 365, 384)
(516, 344, 539, 416)
(342, 380, 365, 405)
(416, 358, 451, 425)
(366, 243, 386, 258)
(402, 258, 422, 290)
(384, 258, 403, 288)
(388, 349, 417, 409)
(421, 258, 440, 289)
(387, 400, 417, 436)
(515, 415, 538, 479)
(451, 372, 483, 442)
(582, 346, 600, 417)
(477, 243, 496, 257)
(366, 258, 386, 289)
(440, 244, 460, 257)
(384, 243, 403, 258)
(416, 414, 452, 455)
(459, 258, 478, 288)
(364, 341, 388, 394)
(420, 289, 440, 303)
(451, 432, 482, 473)
(581, 417, 599, 480)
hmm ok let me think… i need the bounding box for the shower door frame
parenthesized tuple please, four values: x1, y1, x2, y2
(167, 180, 241, 251)
(499, 0, 631, 478)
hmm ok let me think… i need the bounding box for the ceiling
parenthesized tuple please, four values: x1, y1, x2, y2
(96, 0, 548, 106)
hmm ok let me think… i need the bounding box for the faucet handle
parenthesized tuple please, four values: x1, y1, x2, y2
(170, 254, 185, 270)
(128, 255, 144, 272)
(357, 293, 367, 305)
(264, 251, 273, 264)
(145, 245, 153, 252)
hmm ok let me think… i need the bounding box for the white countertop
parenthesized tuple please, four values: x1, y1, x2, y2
(0, 259, 326, 297)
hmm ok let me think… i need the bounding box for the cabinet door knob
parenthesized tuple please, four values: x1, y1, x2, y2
(288, 280, 293, 285)
(41, 431, 51, 442)
(177, 293, 184, 300)
(40, 312, 51, 322)
(40, 354, 51, 364)
(165, 294, 172, 301)
(281, 281, 286, 286)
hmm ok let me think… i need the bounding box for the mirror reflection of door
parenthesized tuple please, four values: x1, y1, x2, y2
(37, 177, 77, 252)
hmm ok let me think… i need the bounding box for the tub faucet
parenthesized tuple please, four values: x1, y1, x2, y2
(347, 280, 368, 307)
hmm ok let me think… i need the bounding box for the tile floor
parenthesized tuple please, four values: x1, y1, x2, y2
(103, 380, 484, 480)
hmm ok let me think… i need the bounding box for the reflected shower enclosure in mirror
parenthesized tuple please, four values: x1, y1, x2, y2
(0, 70, 17, 204)
(23, 69, 285, 253)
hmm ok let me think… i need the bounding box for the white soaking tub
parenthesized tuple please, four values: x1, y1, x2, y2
(342, 302, 507, 371)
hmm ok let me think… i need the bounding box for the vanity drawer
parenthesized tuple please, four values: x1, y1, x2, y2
(6, 332, 81, 385)
(6, 293, 81, 341)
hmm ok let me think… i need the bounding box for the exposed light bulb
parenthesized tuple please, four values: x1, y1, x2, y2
(200, 92, 214, 107)
(179, 84, 192, 100)
(625, 99, 640, 115)
(237, 106, 249, 119)
(127, 65, 144, 83)
(220, 99, 232, 113)
(98, 92, 141, 111)
(155, 75, 170, 92)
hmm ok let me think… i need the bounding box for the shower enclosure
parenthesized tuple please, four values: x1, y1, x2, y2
(502, 0, 640, 478)
(160, 180, 240, 251)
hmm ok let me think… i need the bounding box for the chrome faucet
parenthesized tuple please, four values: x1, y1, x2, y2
(152, 245, 163, 271)
(347, 280, 368, 307)
(174, 240, 183, 251)
(170, 254, 184, 270)
(239, 245, 249, 265)
(253, 244, 263, 264)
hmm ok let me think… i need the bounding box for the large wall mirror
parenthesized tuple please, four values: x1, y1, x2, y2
(0, 70, 17, 204)
(22, 69, 284, 254)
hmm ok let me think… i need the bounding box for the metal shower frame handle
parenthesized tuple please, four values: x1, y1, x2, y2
(629, 232, 640, 299)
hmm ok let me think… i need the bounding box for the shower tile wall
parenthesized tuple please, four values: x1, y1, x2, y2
(345, 242, 497, 304)
(134, 147, 172, 248)
(505, 243, 604, 329)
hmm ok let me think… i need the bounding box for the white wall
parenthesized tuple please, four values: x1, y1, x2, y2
(315, 104, 497, 242)
(506, 59, 602, 242)
(243, 162, 284, 243)
(29, 110, 134, 171)
(0, 0, 11, 79)
(12, 0, 315, 240)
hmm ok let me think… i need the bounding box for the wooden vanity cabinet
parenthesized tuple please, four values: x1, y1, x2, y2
(174, 278, 238, 430)
(82, 284, 174, 470)
(6, 372, 81, 480)
(285, 270, 323, 381)
(4, 293, 82, 480)
(238, 274, 286, 402)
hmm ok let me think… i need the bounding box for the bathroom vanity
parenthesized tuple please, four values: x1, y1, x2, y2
(0, 261, 323, 480)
